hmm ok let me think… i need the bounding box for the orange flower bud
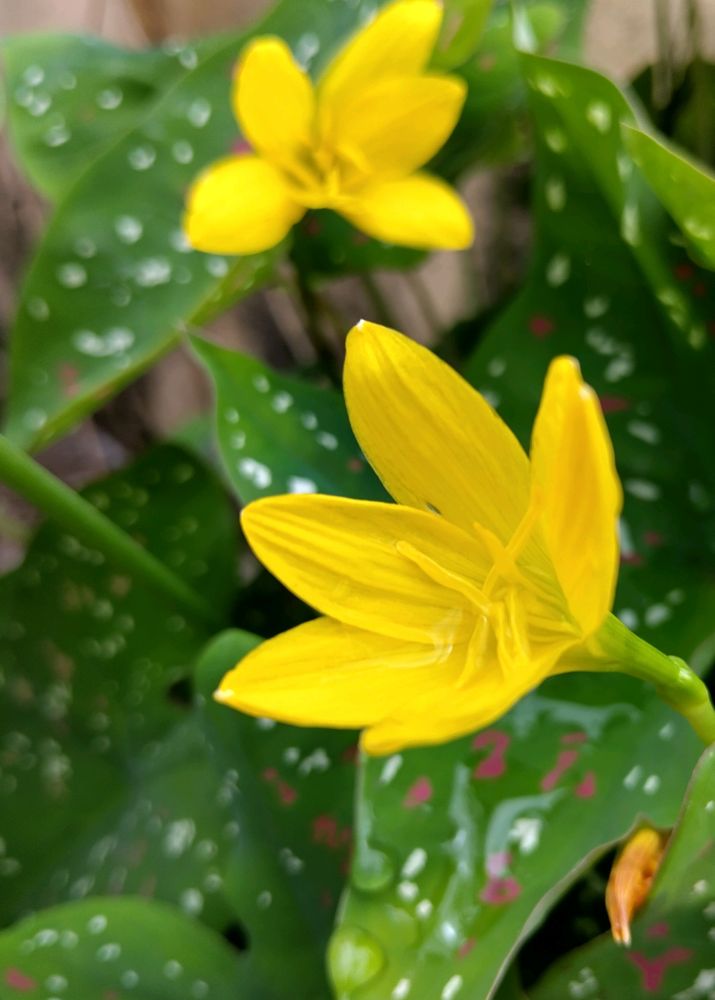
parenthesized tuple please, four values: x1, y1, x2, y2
(606, 827, 667, 946)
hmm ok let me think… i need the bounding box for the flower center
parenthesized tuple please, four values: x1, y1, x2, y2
(398, 505, 576, 686)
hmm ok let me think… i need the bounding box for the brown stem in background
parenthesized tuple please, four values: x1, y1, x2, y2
(653, 0, 674, 110)
(126, 0, 168, 42)
(359, 273, 398, 329)
(405, 270, 442, 338)
(289, 269, 343, 386)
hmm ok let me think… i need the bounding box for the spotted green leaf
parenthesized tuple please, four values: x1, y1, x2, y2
(0, 897, 241, 999)
(625, 125, 715, 270)
(329, 50, 715, 1000)
(0, 445, 238, 927)
(0, 443, 359, 996)
(434, 3, 566, 174)
(3, 0, 386, 452)
(191, 336, 385, 504)
(196, 630, 358, 999)
(2, 35, 188, 202)
(531, 745, 715, 999)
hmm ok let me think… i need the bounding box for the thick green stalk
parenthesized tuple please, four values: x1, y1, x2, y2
(0, 434, 220, 628)
(594, 613, 715, 745)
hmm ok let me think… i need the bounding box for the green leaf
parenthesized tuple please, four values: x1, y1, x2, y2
(329, 52, 715, 1000)
(0, 445, 237, 927)
(4, 32, 274, 452)
(0, 897, 241, 998)
(330, 671, 710, 1000)
(435, 4, 571, 176)
(435, 0, 493, 70)
(290, 211, 424, 279)
(195, 631, 358, 998)
(3, 0, 386, 451)
(2, 34, 187, 202)
(0, 446, 358, 996)
(531, 745, 715, 999)
(191, 336, 385, 504)
(625, 125, 715, 270)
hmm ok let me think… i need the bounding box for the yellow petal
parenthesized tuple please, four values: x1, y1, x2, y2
(343, 172, 473, 249)
(241, 494, 490, 644)
(216, 617, 464, 729)
(530, 356, 622, 635)
(232, 37, 315, 166)
(319, 0, 443, 115)
(343, 323, 531, 542)
(333, 74, 466, 178)
(183, 154, 304, 254)
(362, 647, 541, 754)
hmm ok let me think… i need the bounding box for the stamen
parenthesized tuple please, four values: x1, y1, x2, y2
(457, 615, 490, 687)
(396, 540, 489, 613)
(480, 501, 541, 599)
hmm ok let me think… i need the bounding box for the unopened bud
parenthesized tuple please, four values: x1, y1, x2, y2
(606, 827, 667, 946)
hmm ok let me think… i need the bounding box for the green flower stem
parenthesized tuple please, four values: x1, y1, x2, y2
(595, 613, 715, 745)
(0, 434, 221, 629)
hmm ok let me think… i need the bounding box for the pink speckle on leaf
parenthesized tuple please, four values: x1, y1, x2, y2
(231, 137, 252, 155)
(647, 922, 670, 939)
(403, 776, 432, 808)
(486, 852, 512, 877)
(314, 814, 338, 845)
(599, 395, 630, 414)
(458, 937, 477, 959)
(262, 767, 278, 782)
(621, 551, 644, 567)
(575, 771, 597, 798)
(5, 969, 37, 992)
(628, 948, 693, 992)
(561, 731, 587, 745)
(312, 814, 351, 850)
(277, 781, 297, 806)
(528, 314, 554, 337)
(674, 262, 694, 281)
(59, 363, 80, 398)
(480, 875, 521, 905)
(341, 743, 359, 765)
(644, 531, 664, 547)
(472, 730, 510, 779)
(541, 749, 580, 791)
(303, 216, 322, 237)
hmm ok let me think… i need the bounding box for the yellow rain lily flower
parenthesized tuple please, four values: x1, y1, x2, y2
(216, 322, 626, 754)
(184, 0, 473, 255)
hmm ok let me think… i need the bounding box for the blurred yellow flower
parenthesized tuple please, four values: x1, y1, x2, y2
(184, 0, 473, 255)
(216, 322, 623, 754)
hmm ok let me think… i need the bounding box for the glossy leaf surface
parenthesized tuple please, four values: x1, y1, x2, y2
(2, 0, 386, 450)
(192, 336, 385, 504)
(330, 47, 715, 1000)
(0, 897, 241, 1000)
(532, 745, 715, 999)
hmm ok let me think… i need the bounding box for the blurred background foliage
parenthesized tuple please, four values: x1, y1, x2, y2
(1, 1, 715, 999)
